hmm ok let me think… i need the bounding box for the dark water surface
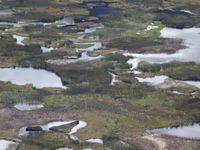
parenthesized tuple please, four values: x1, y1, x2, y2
(89, 6, 119, 17)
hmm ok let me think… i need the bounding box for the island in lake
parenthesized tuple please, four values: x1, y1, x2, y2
(0, 0, 199, 150)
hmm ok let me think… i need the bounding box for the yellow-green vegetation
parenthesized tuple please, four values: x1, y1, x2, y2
(138, 61, 200, 81)
(0, 0, 200, 149)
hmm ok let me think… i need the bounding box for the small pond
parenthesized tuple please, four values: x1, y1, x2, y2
(41, 46, 54, 53)
(86, 138, 103, 144)
(155, 9, 194, 16)
(0, 68, 66, 89)
(14, 103, 44, 111)
(109, 72, 120, 86)
(136, 75, 200, 88)
(149, 123, 200, 140)
(89, 6, 119, 17)
(13, 34, 28, 46)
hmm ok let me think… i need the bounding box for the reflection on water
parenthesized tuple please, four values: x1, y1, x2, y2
(149, 123, 200, 139)
(0, 68, 66, 89)
(125, 27, 200, 70)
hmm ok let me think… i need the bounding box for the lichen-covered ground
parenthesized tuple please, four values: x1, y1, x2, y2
(0, 0, 200, 149)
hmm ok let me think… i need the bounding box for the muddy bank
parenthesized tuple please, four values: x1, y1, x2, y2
(126, 134, 200, 150)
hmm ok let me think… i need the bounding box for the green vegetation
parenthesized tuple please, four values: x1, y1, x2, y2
(138, 61, 200, 81)
(0, 0, 200, 149)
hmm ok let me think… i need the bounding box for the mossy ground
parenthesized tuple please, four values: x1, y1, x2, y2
(0, 0, 200, 149)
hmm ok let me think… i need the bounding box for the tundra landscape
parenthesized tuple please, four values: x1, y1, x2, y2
(0, 0, 200, 150)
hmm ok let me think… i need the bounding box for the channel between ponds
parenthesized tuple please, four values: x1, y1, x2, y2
(1, 16, 75, 53)
(123, 26, 200, 139)
(0, 18, 104, 89)
(124, 27, 200, 70)
(109, 72, 120, 86)
(46, 25, 104, 65)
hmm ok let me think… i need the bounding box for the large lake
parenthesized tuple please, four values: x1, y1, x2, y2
(125, 27, 200, 69)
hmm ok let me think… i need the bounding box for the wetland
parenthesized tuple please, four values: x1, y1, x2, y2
(0, 0, 200, 150)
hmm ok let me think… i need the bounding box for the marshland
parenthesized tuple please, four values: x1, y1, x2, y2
(0, 0, 200, 150)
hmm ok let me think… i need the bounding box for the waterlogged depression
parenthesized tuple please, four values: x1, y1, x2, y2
(0, 68, 66, 89)
(125, 27, 200, 69)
